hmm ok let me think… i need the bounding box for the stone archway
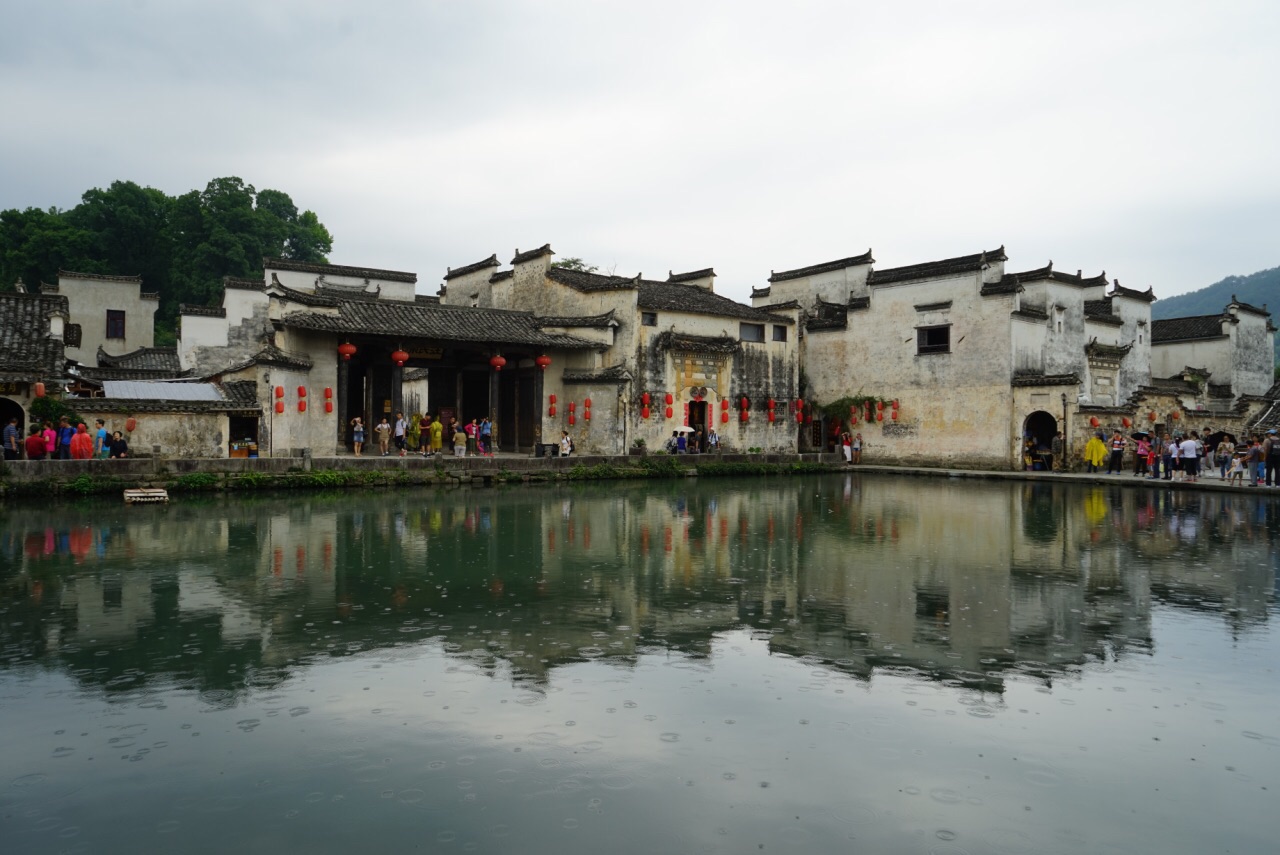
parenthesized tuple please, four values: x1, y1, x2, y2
(1022, 410, 1058, 470)
(0, 397, 25, 456)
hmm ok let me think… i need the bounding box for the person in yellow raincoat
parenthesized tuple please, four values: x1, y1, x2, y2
(1083, 433, 1107, 473)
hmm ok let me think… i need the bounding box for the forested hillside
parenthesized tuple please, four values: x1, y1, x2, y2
(0, 178, 332, 343)
(1153, 266, 1279, 368)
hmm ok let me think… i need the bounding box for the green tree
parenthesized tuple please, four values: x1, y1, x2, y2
(552, 257, 597, 273)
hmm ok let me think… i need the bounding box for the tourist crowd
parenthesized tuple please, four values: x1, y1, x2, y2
(3, 417, 129, 461)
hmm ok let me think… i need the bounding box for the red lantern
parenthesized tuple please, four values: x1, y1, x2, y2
(549, 405, 557, 417)
(490, 354, 507, 371)
(721, 399, 729, 411)
(721, 411, 728, 423)
(535, 354, 552, 371)
(297, 386, 307, 398)
(1090, 416, 1100, 428)
(740, 410, 749, 422)
(298, 400, 307, 413)
(324, 387, 333, 399)
(796, 411, 803, 424)
(891, 410, 898, 420)
(391, 349, 409, 366)
(584, 397, 592, 408)
(740, 397, 748, 409)
(797, 399, 804, 410)
(665, 393, 673, 406)
(275, 386, 284, 399)
(324, 401, 333, 413)
(876, 412, 883, 422)
(876, 401, 884, 411)
(768, 398, 775, 410)
(768, 411, 776, 423)
(641, 392, 651, 406)
(665, 406, 673, 419)
(569, 413, 576, 425)
(34, 381, 46, 398)
(275, 401, 285, 414)
(1122, 417, 1131, 428)
(549, 394, 557, 404)
(584, 409, 591, 421)
(1148, 411, 1156, 422)
(337, 342, 357, 361)
(642, 406, 651, 419)
(892, 399, 899, 409)
(1171, 411, 1180, 420)
(125, 417, 136, 432)
(569, 401, 576, 411)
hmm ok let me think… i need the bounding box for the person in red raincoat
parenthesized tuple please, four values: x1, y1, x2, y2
(69, 423, 94, 459)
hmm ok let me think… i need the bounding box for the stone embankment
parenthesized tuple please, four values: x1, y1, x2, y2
(1, 453, 1276, 499)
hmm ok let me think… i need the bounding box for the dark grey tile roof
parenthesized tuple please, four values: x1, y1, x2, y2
(415, 295, 440, 305)
(1109, 283, 1156, 303)
(667, 268, 715, 283)
(1011, 372, 1080, 387)
(1012, 263, 1108, 288)
(653, 332, 740, 355)
(224, 276, 264, 291)
(805, 299, 848, 332)
(489, 270, 513, 283)
(754, 300, 802, 312)
(264, 257, 417, 284)
(0, 292, 68, 382)
(1208, 383, 1233, 398)
(848, 296, 871, 310)
(1148, 377, 1200, 394)
(280, 301, 602, 349)
(1011, 307, 1048, 321)
(1230, 295, 1271, 317)
(97, 345, 181, 373)
(638, 280, 789, 322)
(563, 365, 633, 383)
(980, 274, 1021, 296)
(751, 286, 771, 299)
(769, 250, 874, 283)
(267, 275, 341, 307)
(1152, 315, 1226, 343)
(444, 254, 500, 281)
(180, 304, 227, 317)
(871, 247, 1006, 286)
(915, 300, 952, 312)
(217, 344, 314, 376)
(221, 380, 259, 408)
(511, 244, 553, 265)
(74, 397, 258, 415)
(546, 267, 635, 292)
(1085, 341, 1133, 360)
(537, 311, 617, 329)
(1084, 299, 1123, 326)
(58, 269, 142, 284)
(315, 281, 382, 301)
(74, 366, 183, 383)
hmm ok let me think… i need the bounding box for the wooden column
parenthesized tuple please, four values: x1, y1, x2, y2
(337, 358, 349, 447)
(489, 363, 501, 452)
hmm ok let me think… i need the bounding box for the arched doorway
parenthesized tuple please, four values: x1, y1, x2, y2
(1022, 410, 1057, 470)
(0, 397, 25, 456)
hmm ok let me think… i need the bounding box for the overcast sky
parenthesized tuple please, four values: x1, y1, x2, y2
(2, 1, 1277, 304)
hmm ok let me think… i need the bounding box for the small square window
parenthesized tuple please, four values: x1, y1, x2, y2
(916, 324, 950, 355)
(772, 325, 787, 342)
(106, 310, 126, 339)
(739, 323, 765, 342)
(641, 312, 657, 327)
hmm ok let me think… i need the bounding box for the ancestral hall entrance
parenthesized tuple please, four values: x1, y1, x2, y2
(1022, 411, 1058, 470)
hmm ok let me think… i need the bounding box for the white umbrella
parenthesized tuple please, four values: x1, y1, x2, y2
(675, 425, 695, 433)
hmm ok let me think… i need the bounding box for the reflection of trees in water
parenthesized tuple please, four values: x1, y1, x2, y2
(0, 478, 1275, 703)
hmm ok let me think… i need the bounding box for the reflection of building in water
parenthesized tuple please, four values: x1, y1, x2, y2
(0, 480, 1274, 699)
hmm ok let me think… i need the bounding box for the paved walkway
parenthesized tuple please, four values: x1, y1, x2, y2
(840, 462, 1280, 496)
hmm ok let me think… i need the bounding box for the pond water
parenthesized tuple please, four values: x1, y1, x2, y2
(1, 475, 1277, 854)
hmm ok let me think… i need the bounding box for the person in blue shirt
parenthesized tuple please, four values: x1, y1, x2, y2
(94, 419, 110, 459)
(480, 417, 493, 455)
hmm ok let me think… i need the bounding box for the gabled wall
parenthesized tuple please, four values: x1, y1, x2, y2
(58, 273, 157, 366)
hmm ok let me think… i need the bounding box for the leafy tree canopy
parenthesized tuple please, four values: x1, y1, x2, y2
(552, 257, 598, 273)
(0, 177, 333, 338)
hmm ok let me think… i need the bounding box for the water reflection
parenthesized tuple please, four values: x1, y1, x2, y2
(3, 477, 1276, 701)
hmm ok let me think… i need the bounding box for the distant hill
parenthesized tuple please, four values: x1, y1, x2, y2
(1153, 266, 1279, 366)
